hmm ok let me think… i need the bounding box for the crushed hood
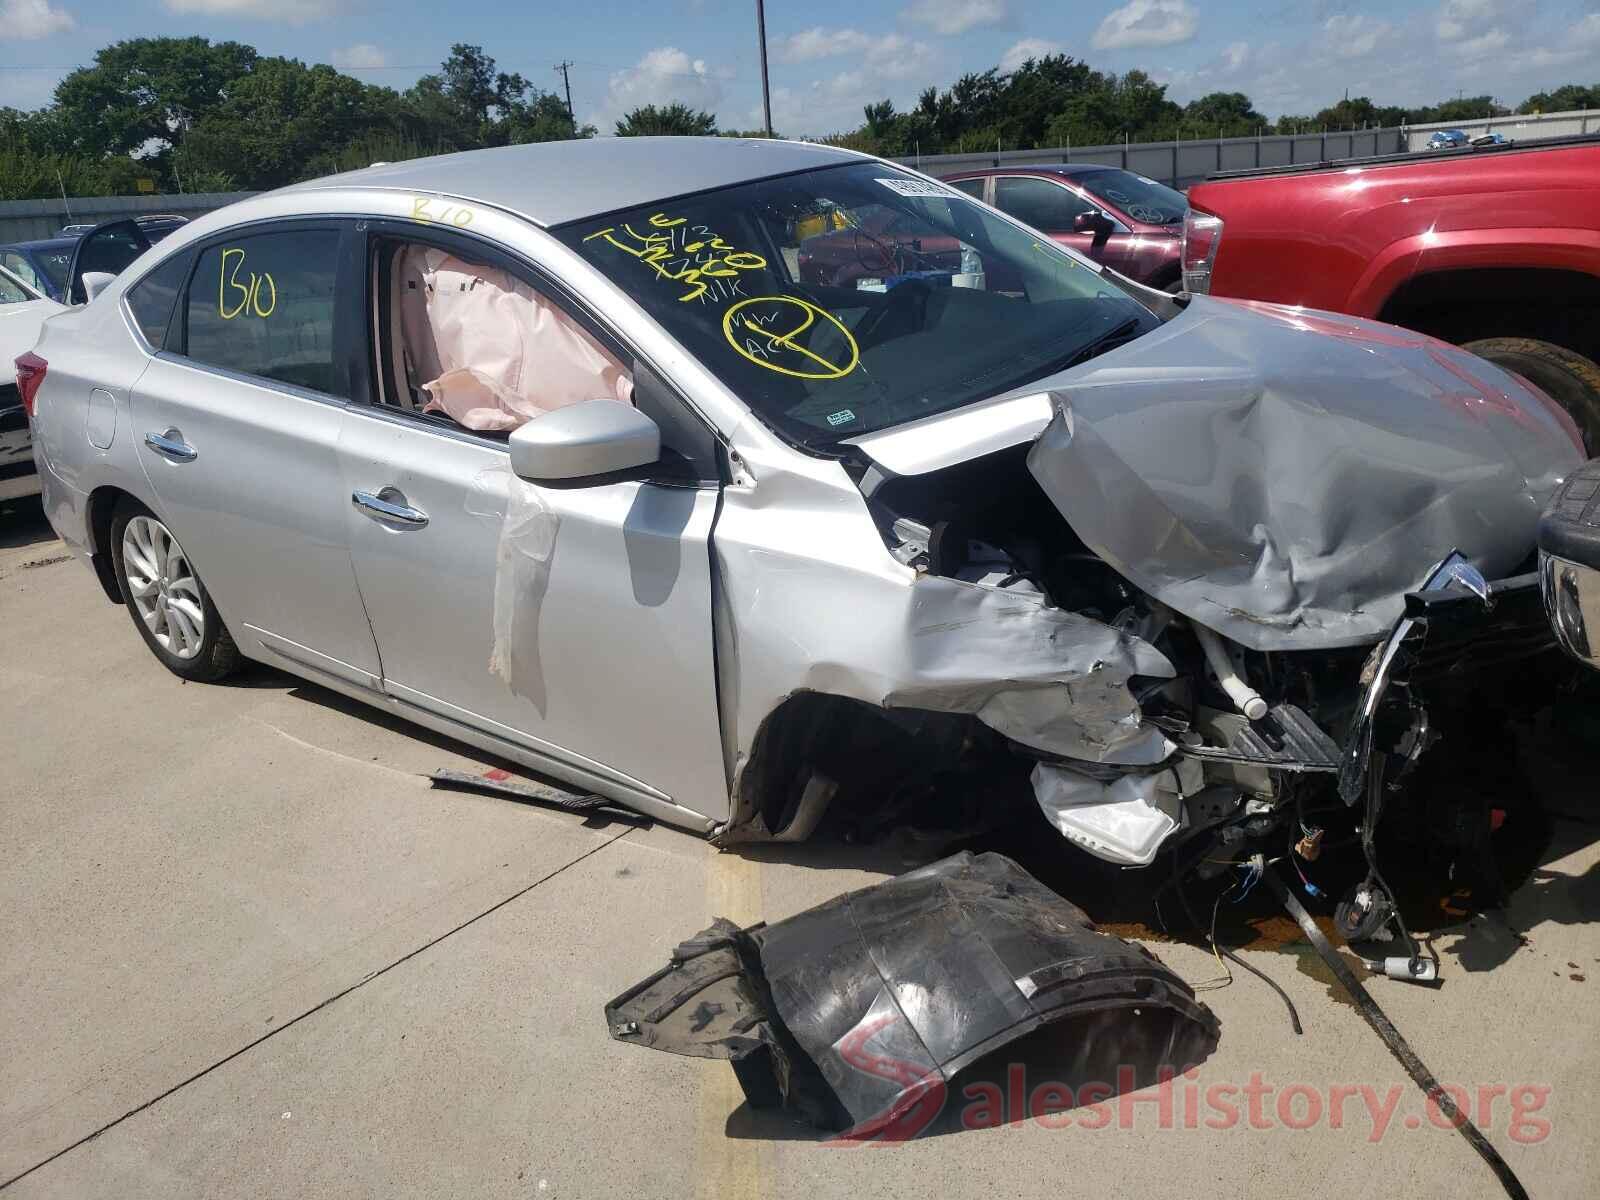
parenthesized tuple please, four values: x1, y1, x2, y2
(1022, 297, 1584, 650)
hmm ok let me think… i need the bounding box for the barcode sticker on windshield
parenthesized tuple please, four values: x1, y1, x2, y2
(876, 177, 950, 197)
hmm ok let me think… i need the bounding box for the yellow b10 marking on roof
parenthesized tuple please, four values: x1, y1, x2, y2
(411, 197, 475, 227)
(722, 296, 859, 380)
(218, 247, 276, 320)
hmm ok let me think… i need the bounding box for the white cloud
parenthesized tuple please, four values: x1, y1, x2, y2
(899, 0, 1011, 36)
(330, 43, 388, 70)
(1323, 13, 1393, 59)
(1448, 27, 1511, 57)
(999, 37, 1062, 72)
(597, 47, 724, 133)
(163, 0, 328, 21)
(1435, 0, 1507, 41)
(1219, 40, 1252, 72)
(1, 0, 74, 39)
(773, 27, 931, 67)
(1092, 0, 1199, 50)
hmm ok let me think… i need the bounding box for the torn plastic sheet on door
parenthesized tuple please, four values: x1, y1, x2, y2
(489, 476, 559, 712)
(605, 851, 1220, 1139)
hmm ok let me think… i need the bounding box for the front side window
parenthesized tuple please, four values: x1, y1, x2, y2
(949, 178, 986, 200)
(126, 250, 193, 349)
(555, 160, 1156, 446)
(993, 176, 1096, 231)
(184, 229, 343, 396)
(0, 266, 32, 305)
(2, 251, 56, 297)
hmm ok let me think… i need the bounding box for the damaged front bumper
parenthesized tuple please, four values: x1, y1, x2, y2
(606, 851, 1219, 1140)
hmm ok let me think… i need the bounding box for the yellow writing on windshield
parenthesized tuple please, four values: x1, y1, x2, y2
(722, 295, 859, 380)
(584, 213, 767, 303)
(218, 247, 276, 320)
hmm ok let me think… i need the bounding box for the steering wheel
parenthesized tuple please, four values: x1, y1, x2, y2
(851, 279, 934, 351)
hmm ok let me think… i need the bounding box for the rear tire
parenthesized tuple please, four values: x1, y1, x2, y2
(109, 498, 240, 682)
(1463, 337, 1600, 454)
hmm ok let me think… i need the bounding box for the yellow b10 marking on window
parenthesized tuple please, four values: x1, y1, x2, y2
(218, 247, 276, 320)
(411, 197, 475, 227)
(722, 296, 859, 380)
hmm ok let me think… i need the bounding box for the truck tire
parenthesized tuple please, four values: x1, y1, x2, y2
(1462, 337, 1600, 454)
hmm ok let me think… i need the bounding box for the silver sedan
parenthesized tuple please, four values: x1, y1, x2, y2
(25, 138, 1583, 891)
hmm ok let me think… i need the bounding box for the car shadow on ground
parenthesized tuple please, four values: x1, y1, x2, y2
(0, 495, 59, 552)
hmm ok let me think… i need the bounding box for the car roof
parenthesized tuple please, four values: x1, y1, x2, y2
(290, 137, 867, 228)
(2, 237, 76, 252)
(949, 164, 1119, 180)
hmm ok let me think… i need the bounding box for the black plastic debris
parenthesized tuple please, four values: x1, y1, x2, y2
(606, 851, 1220, 1139)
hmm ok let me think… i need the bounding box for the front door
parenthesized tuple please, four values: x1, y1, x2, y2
(337, 228, 730, 819)
(129, 222, 384, 689)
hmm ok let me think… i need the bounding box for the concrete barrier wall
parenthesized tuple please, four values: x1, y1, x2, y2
(0, 192, 255, 245)
(897, 108, 1597, 187)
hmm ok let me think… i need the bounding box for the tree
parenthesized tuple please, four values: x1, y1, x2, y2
(1185, 91, 1267, 135)
(1518, 83, 1599, 114)
(52, 37, 259, 158)
(614, 103, 717, 136)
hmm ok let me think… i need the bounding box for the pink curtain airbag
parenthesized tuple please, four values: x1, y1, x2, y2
(401, 248, 632, 431)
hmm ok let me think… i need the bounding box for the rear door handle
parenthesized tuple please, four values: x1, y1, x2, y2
(352, 488, 429, 528)
(143, 430, 196, 461)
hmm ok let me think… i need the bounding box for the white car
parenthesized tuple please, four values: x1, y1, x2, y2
(0, 262, 64, 502)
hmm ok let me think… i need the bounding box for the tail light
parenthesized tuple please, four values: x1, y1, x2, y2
(1181, 210, 1223, 295)
(14, 352, 46, 420)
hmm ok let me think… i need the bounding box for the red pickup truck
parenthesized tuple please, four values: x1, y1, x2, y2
(1183, 134, 1600, 449)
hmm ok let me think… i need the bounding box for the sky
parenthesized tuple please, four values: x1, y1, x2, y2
(2, 0, 1598, 136)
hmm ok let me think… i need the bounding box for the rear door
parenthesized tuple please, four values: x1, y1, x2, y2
(128, 221, 384, 689)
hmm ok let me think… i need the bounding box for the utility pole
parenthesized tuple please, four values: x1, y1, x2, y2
(755, 0, 773, 137)
(555, 61, 576, 134)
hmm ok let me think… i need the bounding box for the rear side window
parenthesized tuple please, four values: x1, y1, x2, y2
(993, 176, 1095, 231)
(949, 178, 985, 200)
(126, 251, 193, 349)
(185, 229, 343, 396)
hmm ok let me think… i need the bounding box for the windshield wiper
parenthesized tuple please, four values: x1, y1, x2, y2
(1020, 316, 1146, 385)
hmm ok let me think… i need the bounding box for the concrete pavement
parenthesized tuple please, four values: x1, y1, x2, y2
(3, 494, 1597, 1198)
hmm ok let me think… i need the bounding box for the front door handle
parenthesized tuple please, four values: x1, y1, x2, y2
(144, 429, 196, 461)
(353, 488, 429, 528)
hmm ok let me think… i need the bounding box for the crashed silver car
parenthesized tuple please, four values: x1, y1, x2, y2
(27, 139, 1584, 902)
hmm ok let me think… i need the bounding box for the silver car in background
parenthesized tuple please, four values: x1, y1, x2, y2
(25, 139, 1584, 905)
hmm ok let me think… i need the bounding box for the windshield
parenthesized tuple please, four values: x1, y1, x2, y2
(1081, 169, 1188, 225)
(555, 161, 1158, 447)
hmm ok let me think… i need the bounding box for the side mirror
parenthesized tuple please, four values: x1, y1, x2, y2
(1073, 211, 1114, 237)
(81, 272, 116, 303)
(509, 400, 661, 482)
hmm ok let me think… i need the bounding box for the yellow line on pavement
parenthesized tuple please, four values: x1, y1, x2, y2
(696, 849, 773, 1199)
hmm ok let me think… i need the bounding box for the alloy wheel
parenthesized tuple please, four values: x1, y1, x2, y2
(121, 515, 206, 660)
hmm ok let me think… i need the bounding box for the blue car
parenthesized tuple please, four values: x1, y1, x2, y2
(1424, 129, 1471, 150)
(0, 238, 76, 302)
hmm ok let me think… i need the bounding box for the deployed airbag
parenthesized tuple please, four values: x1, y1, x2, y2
(396, 246, 632, 431)
(606, 851, 1220, 1138)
